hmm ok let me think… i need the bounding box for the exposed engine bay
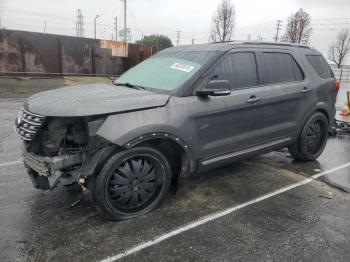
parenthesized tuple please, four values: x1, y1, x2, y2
(28, 118, 88, 157)
(18, 111, 115, 190)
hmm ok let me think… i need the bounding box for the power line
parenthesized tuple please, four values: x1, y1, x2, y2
(312, 17, 350, 21)
(312, 22, 350, 26)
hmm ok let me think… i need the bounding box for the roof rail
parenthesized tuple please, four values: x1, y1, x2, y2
(212, 40, 237, 44)
(240, 41, 311, 49)
(211, 40, 310, 49)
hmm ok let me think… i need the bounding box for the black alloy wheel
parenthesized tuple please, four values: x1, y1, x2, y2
(289, 112, 328, 161)
(108, 156, 163, 212)
(93, 147, 172, 220)
(305, 119, 326, 155)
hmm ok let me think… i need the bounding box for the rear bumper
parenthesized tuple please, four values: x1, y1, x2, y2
(23, 151, 82, 190)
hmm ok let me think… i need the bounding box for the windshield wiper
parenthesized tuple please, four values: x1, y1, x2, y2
(114, 82, 145, 90)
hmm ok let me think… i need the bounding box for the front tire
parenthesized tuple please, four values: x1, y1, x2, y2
(92, 147, 172, 220)
(289, 112, 328, 161)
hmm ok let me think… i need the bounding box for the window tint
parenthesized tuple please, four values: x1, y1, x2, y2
(261, 52, 304, 84)
(211, 52, 258, 89)
(306, 55, 334, 79)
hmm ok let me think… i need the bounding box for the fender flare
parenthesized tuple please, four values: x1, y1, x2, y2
(123, 132, 197, 173)
(297, 103, 331, 137)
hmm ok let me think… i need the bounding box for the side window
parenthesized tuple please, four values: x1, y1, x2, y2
(291, 57, 304, 81)
(211, 52, 258, 89)
(306, 55, 334, 79)
(261, 52, 304, 84)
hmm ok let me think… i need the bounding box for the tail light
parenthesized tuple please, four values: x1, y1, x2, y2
(334, 80, 340, 90)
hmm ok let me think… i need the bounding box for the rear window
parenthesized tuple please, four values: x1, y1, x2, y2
(261, 52, 304, 85)
(306, 55, 334, 79)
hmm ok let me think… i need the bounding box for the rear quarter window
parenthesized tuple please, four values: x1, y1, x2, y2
(306, 55, 334, 79)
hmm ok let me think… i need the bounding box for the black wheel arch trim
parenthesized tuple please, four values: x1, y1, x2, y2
(299, 103, 331, 132)
(82, 145, 123, 177)
(294, 103, 331, 145)
(123, 132, 197, 173)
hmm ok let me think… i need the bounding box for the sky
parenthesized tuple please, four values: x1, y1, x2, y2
(1, 0, 350, 64)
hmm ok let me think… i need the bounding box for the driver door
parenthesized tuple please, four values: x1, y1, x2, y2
(193, 50, 265, 163)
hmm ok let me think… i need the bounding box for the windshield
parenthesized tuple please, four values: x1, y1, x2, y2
(115, 51, 214, 92)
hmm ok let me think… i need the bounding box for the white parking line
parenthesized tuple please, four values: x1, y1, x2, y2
(0, 160, 22, 167)
(100, 162, 350, 262)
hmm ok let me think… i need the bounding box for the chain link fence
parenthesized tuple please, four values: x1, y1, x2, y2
(332, 68, 350, 82)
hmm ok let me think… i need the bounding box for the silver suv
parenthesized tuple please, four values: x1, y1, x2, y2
(15, 41, 339, 220)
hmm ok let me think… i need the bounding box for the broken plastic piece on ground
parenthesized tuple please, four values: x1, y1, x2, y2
(68, 199, 81, 209)
(319, 195, 333, 200)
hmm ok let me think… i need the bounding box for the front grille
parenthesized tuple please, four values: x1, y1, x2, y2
(15, 108, 46, 141)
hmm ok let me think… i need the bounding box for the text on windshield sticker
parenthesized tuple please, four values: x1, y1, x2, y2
(170, 63, 194, 72)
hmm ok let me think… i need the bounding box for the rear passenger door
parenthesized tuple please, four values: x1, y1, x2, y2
(257, 50, 307, 144)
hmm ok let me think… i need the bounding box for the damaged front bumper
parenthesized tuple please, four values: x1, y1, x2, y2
(23, 151, 82, 190)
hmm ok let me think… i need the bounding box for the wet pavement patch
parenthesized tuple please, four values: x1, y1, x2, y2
(119, 181, 350, 262)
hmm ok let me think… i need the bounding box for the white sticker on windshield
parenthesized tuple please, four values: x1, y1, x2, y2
(170, 63, 194, 72)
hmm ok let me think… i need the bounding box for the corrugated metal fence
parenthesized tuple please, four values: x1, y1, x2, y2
(0, 29, 153, 77)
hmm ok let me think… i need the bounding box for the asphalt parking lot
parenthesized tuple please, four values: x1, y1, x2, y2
(1, 96, 350, 262)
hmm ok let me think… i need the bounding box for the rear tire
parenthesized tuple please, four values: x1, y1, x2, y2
(92, 147, 172, 220)
(289, 112, 328, 161)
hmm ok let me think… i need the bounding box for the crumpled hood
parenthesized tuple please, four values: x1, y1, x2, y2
(24, 83, 170, 117)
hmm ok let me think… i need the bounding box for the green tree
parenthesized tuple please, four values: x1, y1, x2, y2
(137, 34, 173, 51)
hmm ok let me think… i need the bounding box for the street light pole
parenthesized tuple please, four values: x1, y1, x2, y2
(115, 16, 118, 41)
(94, 14, 100, 39)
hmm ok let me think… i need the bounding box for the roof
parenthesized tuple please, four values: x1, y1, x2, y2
(169, 40, 314, 53)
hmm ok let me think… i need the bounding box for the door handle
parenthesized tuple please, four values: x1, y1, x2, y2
(301, 87, 311, 93)
(246, 95, 261, 103)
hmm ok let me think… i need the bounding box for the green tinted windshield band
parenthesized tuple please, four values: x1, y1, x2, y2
(116, 57, 201, 91)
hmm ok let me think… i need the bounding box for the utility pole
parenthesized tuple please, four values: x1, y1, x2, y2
(43, 21, 47, 33)
(94, 14, 99, 39)
(176, 31, 181, 46)
(76, 9, 84, 37)
(274, 20, 282, 42)
(121, 0, 127, 56)
(141, 32, 144, 49)
(114, 17, 118, 41)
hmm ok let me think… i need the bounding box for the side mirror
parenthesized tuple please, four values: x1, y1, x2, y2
(196, 80, 231, 97)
